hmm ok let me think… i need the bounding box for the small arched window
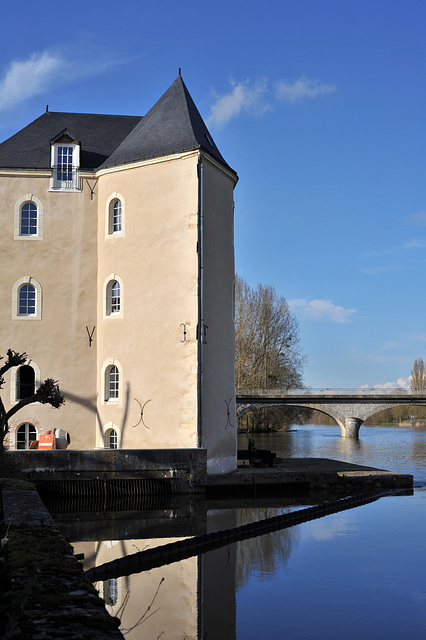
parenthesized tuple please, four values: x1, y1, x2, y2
(107, 365, 119, 401)
(18, 284, 36, 316)
(112, 200, 122, 233)
(14, 195, 44, 240)
(109, 429, 118, 449)
(106, 194, 125, 236)
(13, 277, 42, 320)
(16, 423, 37, 449)
(108, 281, 121, 315)
(17, 365, 35, 399)
(20, 202, 38, 235)
(108, 199, 122, 234)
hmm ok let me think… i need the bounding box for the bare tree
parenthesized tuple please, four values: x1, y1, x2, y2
(411, 358, 426, 391)
(235, 275, 306, 432)
(0, 349, 64, 457)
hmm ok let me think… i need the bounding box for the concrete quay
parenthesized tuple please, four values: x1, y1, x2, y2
(199, 457, 413, 497)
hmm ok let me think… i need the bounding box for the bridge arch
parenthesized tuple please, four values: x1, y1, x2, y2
(236, 389, 426, 438)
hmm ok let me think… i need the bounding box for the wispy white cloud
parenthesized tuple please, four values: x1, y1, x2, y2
(0, 49, 122, 113)
(207, 78, 270, 128)
(359, 265, 402, 275)
(360, 377, 411, 390)
(207, 74, 336, 127)
(0, 52, 63, 112)
(289, 298, 356, 323)
(402, 238, 426, 249)
(275, 77, 336, 102)
(405, 210, 426, 226)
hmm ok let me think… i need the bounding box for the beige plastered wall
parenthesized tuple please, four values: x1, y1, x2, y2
(0, 172, 98, 449)
(96, 153, 199, 449)
(201, 157, 238, 473)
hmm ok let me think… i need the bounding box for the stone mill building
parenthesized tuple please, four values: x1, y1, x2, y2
(0, 75, 238, 474)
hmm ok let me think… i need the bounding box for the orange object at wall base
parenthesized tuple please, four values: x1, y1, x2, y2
(38, 433, 56, 450)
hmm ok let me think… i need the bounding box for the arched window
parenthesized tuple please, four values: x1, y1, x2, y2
(17, 365, 35, 399)
(106, 193, 125, 236)
(107, 280, 121, 315)
(108, 429, 118, 449)
(111, 199, 122, 233)
(20, 202, 38, 235)
(107, 365, 119, 401)
(14, 195, 44, 240)
(13, 277, 42, 320)
(19, 284, 36, 316)
(16, 423, 37, 449)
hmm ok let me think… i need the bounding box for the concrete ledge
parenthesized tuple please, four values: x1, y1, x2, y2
(6, 448, 207, 483)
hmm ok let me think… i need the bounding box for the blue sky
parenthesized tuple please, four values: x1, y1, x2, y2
(2, 0, 426, 389)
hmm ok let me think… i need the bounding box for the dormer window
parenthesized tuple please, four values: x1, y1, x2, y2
(50, 131, 80, 191)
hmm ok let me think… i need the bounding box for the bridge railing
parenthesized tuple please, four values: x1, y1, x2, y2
(237, 387, 420, 397)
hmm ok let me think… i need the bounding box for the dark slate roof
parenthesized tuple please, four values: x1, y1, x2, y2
(0, 112, 142, 170)
(0, 76, 234, 174)
(100, 76, 232, 171)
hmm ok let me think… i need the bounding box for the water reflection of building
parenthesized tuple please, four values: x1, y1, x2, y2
(61, 499, 301, 639)
(72, 508, 238, 639)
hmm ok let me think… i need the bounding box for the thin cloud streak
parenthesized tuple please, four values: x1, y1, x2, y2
(207, 75, 336, 127)
(275, 77, 336, 102)
(0, 49, 123, 113)
(289, 298, 356, 323)
(0, 52, 63, 112)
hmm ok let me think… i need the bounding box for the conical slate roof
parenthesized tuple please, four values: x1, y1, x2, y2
(0, 76, 233, 174)
(100, 76, 231, 170)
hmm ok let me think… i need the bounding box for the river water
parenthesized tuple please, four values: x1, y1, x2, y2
(54, 424, 426, 639)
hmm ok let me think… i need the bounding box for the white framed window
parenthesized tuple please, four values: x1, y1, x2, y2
(101, 360, 122, 404)
(14, 195, 44, 240)
(108, 366, 119, 400)
(104, 275, 123, 318)
(50, 140, 80, 191)
(102, 421, 120, 449)
(106, 193, 125, 236)
(12, 277, 42, 320)
(16, 423, 38, 450)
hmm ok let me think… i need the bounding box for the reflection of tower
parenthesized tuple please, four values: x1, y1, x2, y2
(200, 510, 238, 639)
(71, 509, 239, 639)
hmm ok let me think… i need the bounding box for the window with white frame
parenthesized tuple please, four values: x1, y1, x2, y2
(50, 140, 80, 191)
(12, 277, 42, 320)
(19, 284, 36, 316)
(112, 199, 122, 233)
(104, 275, 123, 318)
(14, 195, 44, 240)
(106, 193, 125, 236)
(107, 365, 119, 401)
(108, 280, 121, 315)
(109, 429, 118, 449)
(20, 202, 38, 235)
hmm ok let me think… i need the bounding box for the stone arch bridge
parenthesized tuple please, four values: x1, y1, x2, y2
(236, 388, 426, 438)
